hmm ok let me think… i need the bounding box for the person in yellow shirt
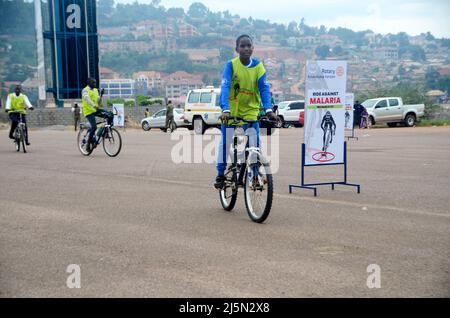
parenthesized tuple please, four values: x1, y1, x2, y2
(82, 78, 113, 150)
(5, 85, 34, 145)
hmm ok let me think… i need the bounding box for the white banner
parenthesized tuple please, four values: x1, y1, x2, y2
(113, 104, 125, 127)
(304, 60, 347, 165)
(345, 93, 354, 134)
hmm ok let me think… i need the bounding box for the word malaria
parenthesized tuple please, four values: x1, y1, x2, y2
(310, 97, 342, 104)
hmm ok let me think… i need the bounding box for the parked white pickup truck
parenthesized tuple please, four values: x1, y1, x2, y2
(362, 97, 425, 127)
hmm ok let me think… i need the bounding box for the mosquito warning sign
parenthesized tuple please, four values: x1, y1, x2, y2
(304, 60, 347, 165)
(113, 104, 125, 127)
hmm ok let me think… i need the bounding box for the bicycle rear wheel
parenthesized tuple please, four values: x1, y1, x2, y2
(244, 161, 273, 223)
(103, 127, 122, 157)
(77, 126, 93, 156)
(219, 167, 238, 211)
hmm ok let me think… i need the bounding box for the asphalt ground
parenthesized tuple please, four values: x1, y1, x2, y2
(0, 126, 449, 297)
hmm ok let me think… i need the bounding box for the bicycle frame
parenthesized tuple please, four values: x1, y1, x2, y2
(80, 118, 110, 146)
(226, 119, 269, 190)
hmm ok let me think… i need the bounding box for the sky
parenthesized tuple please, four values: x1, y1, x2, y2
(115, 0, 450, 38)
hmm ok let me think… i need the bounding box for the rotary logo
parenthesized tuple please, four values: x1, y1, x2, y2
(336, 66, 345, 77)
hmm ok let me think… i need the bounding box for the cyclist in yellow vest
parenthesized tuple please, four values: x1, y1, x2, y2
(82, 78, 113, 151)
(5, 85, 34, 145)
(215, 35, 277, 189)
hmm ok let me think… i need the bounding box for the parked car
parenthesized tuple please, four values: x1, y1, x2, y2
(299, 110, 304, 127)
(277, 100, 305, 127)
(184, 86, 283, 134)
(141, 108, 187, 131)
(361, 97, 425, 127)
(183, 86, 221, 135)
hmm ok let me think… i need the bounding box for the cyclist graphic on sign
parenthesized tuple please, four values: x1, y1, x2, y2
(321, 111, 336, 156)
(345, 110, 350, 128)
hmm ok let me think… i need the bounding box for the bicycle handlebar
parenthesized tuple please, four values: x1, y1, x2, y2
(225, 116, 255, 124)
(224, 115, 279, 124)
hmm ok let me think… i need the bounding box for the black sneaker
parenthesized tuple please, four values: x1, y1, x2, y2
(214, 175, 226, 189)
(26, 142, 30, 146)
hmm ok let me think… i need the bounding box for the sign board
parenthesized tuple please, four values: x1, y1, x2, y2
(113, 104, 125, 127)
(304, 60, 347, 165)
(345, 93, 355, 134)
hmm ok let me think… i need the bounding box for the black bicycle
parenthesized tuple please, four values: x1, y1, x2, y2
(12, 113, 28, 153)
(77, 118, 122, 157)
(219, 117, 274, 223)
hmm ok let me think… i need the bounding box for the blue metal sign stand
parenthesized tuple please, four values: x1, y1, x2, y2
(346, 126, 358, 141)
(289, 142, 361, 197)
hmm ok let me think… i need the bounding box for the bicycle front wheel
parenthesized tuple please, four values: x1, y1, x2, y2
(14, 130, 20, 152)
(103, 127, 122, 157)
(77, 126, 92, 156)
(244, 161, 273, 223)
(219, 167, 238, 211)
(20, 127, 26, 153)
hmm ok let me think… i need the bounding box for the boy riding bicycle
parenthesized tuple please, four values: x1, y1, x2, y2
(215, 34, 277, 189)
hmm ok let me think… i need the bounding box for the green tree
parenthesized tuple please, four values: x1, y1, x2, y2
(167, 7, 185, 18)
(137, 95, 151, 106)
(97, 0, 115, 16)
(333, 46, 344, 56)
(188, 2, 209, 19)
(425, 67, 440, 89)
(438, 75, 450, 93)
(219, 47, 234, 62)
(166, 52, 193, 73)
(425, 32, 435, 41)
(315, 45, 330, 59)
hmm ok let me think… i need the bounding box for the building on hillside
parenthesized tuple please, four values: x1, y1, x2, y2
(438, 67, 450, 76)
(165, 71, 203, 83)
(100, 67, 119, 80)
(133, 71, 165, 90)
(426, 90, 447, 104)
(180, 49, 220, 65)
(100, 79, 136, 99)
(136, 20, 175, 39)
(98, 27, 129, 38)
(100, 41, 154, 53)
(165, 78, 203, 99)
(374, 48, 399, 60)
(318, 34, 343, 46)
(260, 35, 273, 43)
(178, 22, 201, 38)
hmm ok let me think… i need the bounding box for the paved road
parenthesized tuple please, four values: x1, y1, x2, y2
(0, 126, 449, 297)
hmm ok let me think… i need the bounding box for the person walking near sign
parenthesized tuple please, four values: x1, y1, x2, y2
(5, 85, 33, 145)
(360, 106, 370, 129)
(145, 108, 150, 118)
(165, 100, 175, 132)
(72, 103, 81, 131)
(353, 100, 364, 128)
(82, 78, 113, 151)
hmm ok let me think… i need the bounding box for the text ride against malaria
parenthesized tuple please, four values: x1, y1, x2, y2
(309, 92, 342, 106)
(304, 60, 347, 166)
